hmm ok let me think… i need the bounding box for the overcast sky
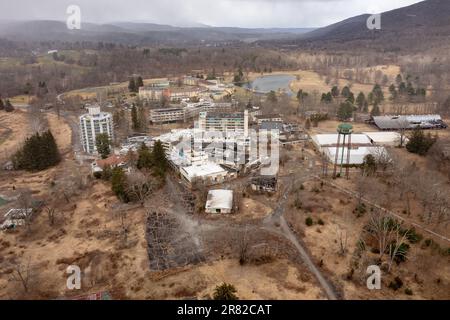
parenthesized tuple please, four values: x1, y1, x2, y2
(0, 0, 425, 28)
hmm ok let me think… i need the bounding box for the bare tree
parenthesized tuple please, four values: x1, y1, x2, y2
(9, 259, 34, 293)
(45, 206, 56, 226)
(17, 188, 34, 232)
(335, 225, 348, 256)
(126, 169, 156, 206)
(387, 228, 409, 272)
(366, 210, 403, 263)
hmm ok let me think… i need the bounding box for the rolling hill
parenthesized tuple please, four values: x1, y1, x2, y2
(266, 0, 450, 52)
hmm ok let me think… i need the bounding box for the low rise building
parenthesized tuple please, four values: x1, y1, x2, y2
(255, 114, 283, 125)
(91, 155, 129, 174)
(251, 176, 277, 193)
(205, 189, 233, 214)
(150, 107, 185, 124)
(180, 162, 235, 186)
(373, 114, 447, 130)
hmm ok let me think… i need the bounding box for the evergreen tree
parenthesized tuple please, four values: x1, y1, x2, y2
(367, 92, 374, 105)
(337, 101, 354, 121)
(398, 82, 407, 95)
(341, 86, 351, 98)
(395, 74, 403, 86)
(12, 130, 60, 171)
(111, 167, 128, 202)
(356, 92, 366, 110)
(0, 97, 4, 111)
(370, 104, 381, 117)
(24, 82, 33, 95)
(95, 133, 111, 159)
(406, 82, 415, 96)
(137, 143, 153, 170)
(4, 99, 14, 112)
(389, 84, 397, 100)
(128, 78, 136, 93)
(372, 84, 384, 105)
(321, 92, 332, 103)
(331, 86, 339, 98)
(136, 76, 144, 88)
(151, 140, 168, 178)
(406, 129, 437, 156)
(131, 105, 139, 131)
(346, 92, 355, 104)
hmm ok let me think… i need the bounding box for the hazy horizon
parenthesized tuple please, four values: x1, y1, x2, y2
(0, 0, 425, 28)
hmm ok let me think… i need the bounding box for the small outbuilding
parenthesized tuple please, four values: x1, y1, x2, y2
(251, 176, 278, 193)
(205, 189, 233, 214)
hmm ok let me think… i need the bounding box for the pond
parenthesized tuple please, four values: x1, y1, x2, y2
(244, 74, 296, 96)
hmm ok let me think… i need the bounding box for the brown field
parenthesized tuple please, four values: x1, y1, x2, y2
(285, 178, 450, 300)
(0, 110, 30, 158)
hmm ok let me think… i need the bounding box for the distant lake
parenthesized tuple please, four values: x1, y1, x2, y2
(245, 74, 296, 96)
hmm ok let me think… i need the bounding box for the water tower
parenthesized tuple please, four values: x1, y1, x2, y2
(333, 123, 353, 179)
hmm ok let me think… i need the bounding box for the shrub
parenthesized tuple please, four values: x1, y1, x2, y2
(388, 277, 404, 291)
(405, 288, 413, 296)
(406, 128, 436, 156)
(305, 217, 314, 226)
(318, 219, 325, 226)
(213, 283, 238, 300)
(93, 171, 102, 179)
(354, 203, 367, 217)
(402, 228, 423, 244)
(391, 242, 410, 264)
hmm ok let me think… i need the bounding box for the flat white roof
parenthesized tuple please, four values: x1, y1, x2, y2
(363, 132, 401, 144)
(206, 189, 233, 210)
(324, 146, 388, 165)
(312, 134, 372, 147)
(181, 162, 227, 179)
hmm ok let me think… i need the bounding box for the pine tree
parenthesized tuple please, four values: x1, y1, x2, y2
(356, 92, 366, 110)
(111, 167, 128, 202)
(346, 92, 355, 104)
(337, 102, 354, 121)
(128, 78, 136, 93)
(131, 105, 139, 131)
(341, 86, 351, 98)
(95, 133, 111, 159)
(370, 104, 381, 117)
(406, 129, 437, 156)
(151, 140, 168, 178)
(0, 98, 4, 111)
(389, 84, 397, 101)
(12, 130, 60, 171)
(331, 86, 339, 97)
(372, 84, 384, 105)
(4, 99, 14, 112)
(136, 76, 144, 88)
(137, 143, 153, 170)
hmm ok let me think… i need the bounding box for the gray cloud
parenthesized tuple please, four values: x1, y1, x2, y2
(0, 0, 424, 27)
